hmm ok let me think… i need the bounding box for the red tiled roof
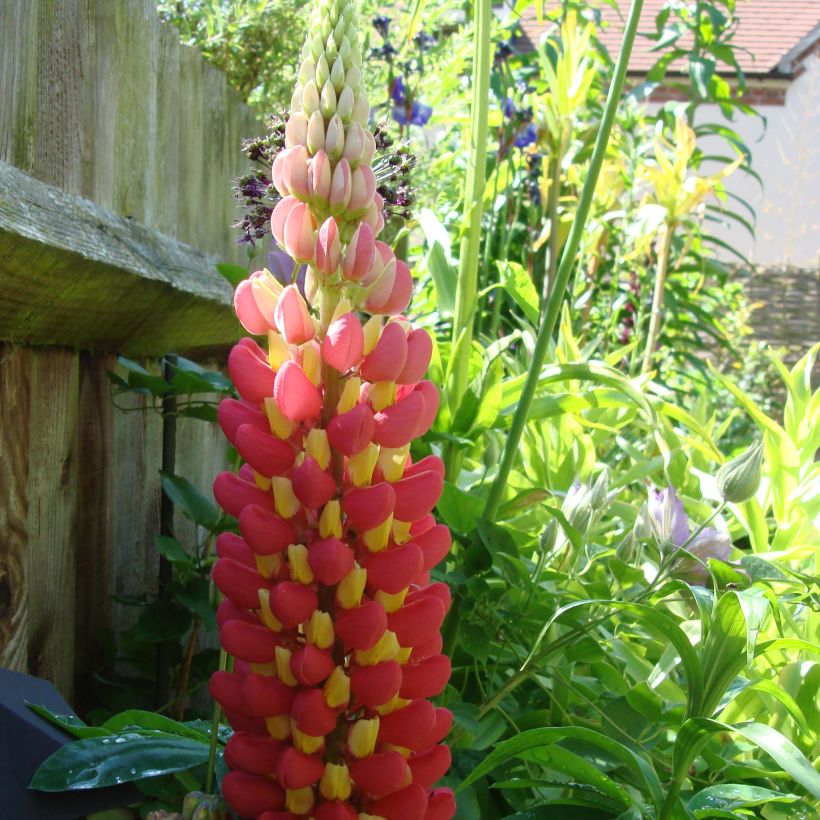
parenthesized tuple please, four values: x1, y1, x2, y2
(516, 1, 820, 76)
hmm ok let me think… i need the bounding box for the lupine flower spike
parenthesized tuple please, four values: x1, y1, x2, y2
(211, 1, 455, 818)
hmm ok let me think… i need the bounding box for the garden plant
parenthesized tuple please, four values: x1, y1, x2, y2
(27, 1, 819, 819)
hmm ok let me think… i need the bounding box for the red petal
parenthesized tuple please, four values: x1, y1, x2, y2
(404, 455, 445, 479)
(410, 632, 443, 661)
(275, 746, 325, 789)
(364, 543, 423, 594)
(239, 505, 296, 556)
(391, 471, 443, 522)
(327, 402, 375, 456)
(408, 744, 451, 787)
(290, 643, 335, 686)
(269, 581, 318, 628)
(399, 654, 451, 700)
(214, 472, 276, 518)
(274, 360, 322, 422)
(370, 783, 427, 820)
(387, 596, 446, 647)
(241, 673, 296, 717)
(407, 583, 451, 612)
(209, 670, 246, 715)
(421, 708, 453, 747)
(228, 340, 276, 403)
(216, 532, 256, 567)
(291, 457, 337, 508)
(396, 329, 432, 385)
(414, 525, 451, 572)
(424, 788, 456, 820)
(290, 688, 338, 736)
(323, 312, 365, 373)
(212, 557, 268, 609)
(349, 751, 411, 797)
(222, 771, 284, 817)
(235, 424, 296, 477)
(343, 482, 396, 531)
(360, 322, 408, 383)
(373, 392, 425, 448)
(308, 538, 355, 585)
(412, 381, 440, 437)
(224, 708, 268, 735)
(217, 599, 257, 628)
(378, 700, 437, 751)
(224, 732, 283, 776)
(334, 601, 387, 651)
(220, 620, 282, 663)
(315, 803, 358, 820)
(350, 660, 402, 708)
(218, 398, 270, 445)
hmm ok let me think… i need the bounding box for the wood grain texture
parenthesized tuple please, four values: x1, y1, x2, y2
(0, 161, 241, 355)
(0, 345, 32, 675)
(25, 348, 80, 700)
(0, 0, 262, 263)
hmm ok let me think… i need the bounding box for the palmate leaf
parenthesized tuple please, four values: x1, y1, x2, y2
(29, 731, 211, 791)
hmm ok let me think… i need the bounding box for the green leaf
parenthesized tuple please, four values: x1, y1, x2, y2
(215, 262, 248, 288)
(437, 482, 484, 534)
(176, 576, 217, 631)
(133, 599, 192, 642)
(498, 260, 540, 325)
(27, 704, 111, 740)
(101, 711, 210, 742)
(29, 732, 211, 791)
(160, 472, 220, 529)
(153, 536, 190, 564)
(688, 784, 800, 813)
(425, 240, 456, 315)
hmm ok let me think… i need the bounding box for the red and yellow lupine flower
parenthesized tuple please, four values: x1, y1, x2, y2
(209, 1, 454, 817)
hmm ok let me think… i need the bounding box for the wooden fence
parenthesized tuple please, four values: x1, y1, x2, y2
(0, 0, 262, 704)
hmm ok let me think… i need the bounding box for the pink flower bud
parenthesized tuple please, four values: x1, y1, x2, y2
(334, 601, 387, 651)
(362, 194, 385, 235)
(348, 164, 376, 214)
(307, 538, 354, 585)
(315, 217, 342, 274)
(285, 112, 308, 148)
(322, 312, 364, 373)
(360, 322, 408, 383)
(342, 222, 376, 281)
(362, 128, 377, 165)
(308, 149, 332, 206)
(369, 259, 413, 315)
(341, 121, 366, 167)
(307, 110, 326, 155)
(397, 328, 433, 384)
(234, 278, 272, 335)
(283, 201, 317, 263)
(271, 151, 288, 198)
(289, 645, 335, 688)
(274, 284, 314, 344)
(270, 196, 300, 248)
(329, 158, 352, 215)
(281, 145, 310, 200)
(274, 360, 322, 421)
(325, 114, 345, 161)
(228, 339, 276, 403)
(350, 662, 403, 709)
(365, 543, 423, 593)
(425, 788, 457, 820)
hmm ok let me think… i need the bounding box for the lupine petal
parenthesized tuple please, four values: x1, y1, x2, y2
(235, 278, 273, 335)
(209, 670, 247, 715)
(391, 471, 443, 522)
(269, 582, 319, 628)
(323, 312, 365, 373)
(235, 424, 296, 477)
(407, 582, 451, 612)
(224, 733, 284, 776)
(316, 217, 342, 274)
(292, 457, 337, 508)
(396, 329, 432, 384)
(370, 783, 427, 820)
(275, 284, 315, 345)
(291, 688, 339, 735)
(350, 661, 402, 707)
(408, 745, 451, 788)
(239, 505, 296, 555)
(212, 557, 268, 610)
(327, 403, 374, 456)
(217, 599, 257, 628)
(308, 538, 355, 585)
(222, 771, 285, 817)
(424, 788, 456, 820)
(412, 380, 440, 437)
(215, 532, 255, 567)
(399, 655, 451, 699)
(372, 392, 425, 448)
(387, 596, 446, 647)
(220, 620, 282, 663)
(274, 360, 322, 422)
(370, 259, 413, 315)
(276, 747, 325, 789)
(271, 196, 300, 248)
(334, 601, 387, 651)
(214, 472, 277, 518)
(404, 455, 445, 479)
(360, 322, 408, 383)
(364, 543, 423, 594)
(343, 482, 396, 531)
(410, 632, 443, 661)
(377, 700, 436, 750)
(290, 643, 335, 686)
(342, 222, 375, 281)
(349, 752, 411, 797)
(228, 340, 276, 403)
(241, 674, 297, 717)
(315, 802, 358, 820)
(217, 398, 270, 446)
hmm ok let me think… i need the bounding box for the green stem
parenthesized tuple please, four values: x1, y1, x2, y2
(205, 647, 229, 794)
(640, 221, 673, 375)
(483, 0, 645, 521)
(445, 0, 492, 479)
(540, 149, 563, 308)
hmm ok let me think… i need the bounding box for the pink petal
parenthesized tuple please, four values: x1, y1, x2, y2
(269, 581, 318, 628)
(217, 398, 270, 445)
(270, 196, 300, 247)
(397, 328, 432, 384)
(360, 322, 408, 383)
(334, 600, 387, 650)
(372, 392, 425, 448)
(235, 423, 296, 476)
(343, 482, 396, 531)
(322, 312, 364, 373)
(228, 339, 276, 403)
(391, 470, 443, 522)
(315, 216, 341, 274)
(342, 222, 376, 281)
(213, 472, 277, 518)
(291, 456, 337, 508)
(399, 654, 451, 700)
(387, 596, 446, 647)
(234, 278, 272, 334)
(364, 543, 424, 594)
(283, 200, 317, 263)
(238, 504, 297, 555)
(327, 402, 374, 456)
(307, 537, 355, 585)
(274, 360, 322, 422)
(350, 661, 403, 708)
(274, 284, 315, 345)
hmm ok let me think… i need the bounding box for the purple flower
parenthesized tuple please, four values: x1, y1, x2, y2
(372, 15, 391, 39)
(391, 75, 406, 105)
(267, 248, 306, 296)
(675, 528, 733, 585)
(648, 486, 690, 547)
(502, 97, 517, 118)
(392, 100, 432, 127)
(514, 123, 538, 148)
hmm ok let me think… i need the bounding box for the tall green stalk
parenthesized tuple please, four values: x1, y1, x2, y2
(483, 0, 645, 521)
(640, 221, 673, 374)
(445, 0, 492, 478)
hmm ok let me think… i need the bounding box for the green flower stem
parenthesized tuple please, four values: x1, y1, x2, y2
(445, 0, 492, 479)
(483, 0, 645, 521)
(640, 220, 674, 374)
(541, 149, 563, 307)
(205, 646, 228, 794)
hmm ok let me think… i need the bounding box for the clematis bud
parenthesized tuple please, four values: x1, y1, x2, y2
(717, 440, 764, 503)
